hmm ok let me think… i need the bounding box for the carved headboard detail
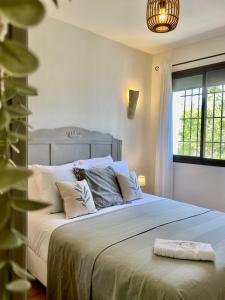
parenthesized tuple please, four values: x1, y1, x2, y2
(28, 127, 122, 165)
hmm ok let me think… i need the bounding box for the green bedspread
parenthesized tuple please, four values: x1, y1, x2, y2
(47, 199, 225, 300)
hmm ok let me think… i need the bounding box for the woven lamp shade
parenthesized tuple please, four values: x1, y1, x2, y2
(147, 0, 179, 33)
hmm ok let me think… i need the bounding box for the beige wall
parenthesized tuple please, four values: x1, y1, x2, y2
(28, 17, 152, 189)
(150, 34, 225, 211)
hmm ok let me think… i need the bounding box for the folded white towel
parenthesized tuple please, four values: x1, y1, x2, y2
(153, 238, 215, 262)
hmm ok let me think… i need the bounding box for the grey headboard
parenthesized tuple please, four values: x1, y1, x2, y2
(28, 127, 122, 165)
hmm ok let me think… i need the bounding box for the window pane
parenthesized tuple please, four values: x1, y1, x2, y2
(206, 94, 214, 117)
(196, 142, 201, 156)
(191, 119, 198, 141)
(215, 93, 222, 117)
(205, 118, 213, 142)
(192, 95, 201, 118)
(178, 142, 184, 155)
(204, 142, 212, 158)
(222, 119, 225, 142)
(213, 143, 221, 159)
(213, 119, 221, 142)
(173, 75, 203, 92)
(208, 86, 215, 93)
(206, 68, 225, 87)
(189, 142, 198, 156)
(215, 85, 223, 93)
(223, 94, 225, 117)
(185, 96, 192, 118)
(178, 119, 184, 141)
(221, 144, 225, 160)
(173, 69, 225, 162)
(186, 89, 192, 96)
(183, 142, 191, 156)
(204, 80, 224, 159)
(183, 119, 191, 141)
(173, 76, 202, 157)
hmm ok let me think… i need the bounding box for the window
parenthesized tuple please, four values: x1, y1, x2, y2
(173, 63, 225, 167)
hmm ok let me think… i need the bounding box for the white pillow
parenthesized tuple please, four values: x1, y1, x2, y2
(28, 166, 40, 200)
(56, 180, 97, 219)
(77, 160, 129, 175)
(75, 155, 113, 170)
(32, 163, 76, 213)
(117, 171, 143, 202)
(110, 160, 129, 175)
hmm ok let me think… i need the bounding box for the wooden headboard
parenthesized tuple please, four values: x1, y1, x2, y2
(28, 127, 122, 165)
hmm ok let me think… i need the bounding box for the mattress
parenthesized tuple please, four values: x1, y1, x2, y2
(27, 193, 160, 286)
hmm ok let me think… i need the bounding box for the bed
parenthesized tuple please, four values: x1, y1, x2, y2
(28, 127, 225, 300)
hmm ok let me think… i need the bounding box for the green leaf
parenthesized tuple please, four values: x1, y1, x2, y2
(5, 87, 17, 100)
(0, 260, 7, 270)
(8, 136, 18, 144)
(0, 40, 39, 77)
(11, 180, 27, 191)
(0, 199, 10, 229)
(14, 119, 33, 129)
(9, 142, 20, 153)
(0, 108, 10, 129)
(0, 229, 24, 250)
(9, 131, 27, 142)
(10, 261, 34, 280)
(6, 79, 37, 96)
(7, 104, 31, 118)
(6, 279, 31, 293)
(8, 158, 16, 168)
(0, 156, 8, 168)
(0, 167, 32, 193)
(0, 0, 45, 28)
(11, 199, 50, 212)
(0, 86, 17, 102)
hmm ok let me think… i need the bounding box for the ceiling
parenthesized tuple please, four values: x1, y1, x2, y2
(43, 0, 225, 54)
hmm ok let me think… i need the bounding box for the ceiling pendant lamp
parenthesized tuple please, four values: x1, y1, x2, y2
(146, 0, 180, 33)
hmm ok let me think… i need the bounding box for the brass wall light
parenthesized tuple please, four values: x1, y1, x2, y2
(128, 89, 140, 119)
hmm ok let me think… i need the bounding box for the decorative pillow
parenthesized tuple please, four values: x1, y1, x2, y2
(28, 166, 40, 200)
(117, 171, 143, 202)
(109, 160, 129, 175)
(32, 163, 76, 213)
(75, 155, 113, 170)
(74, 167, 123, 209)
(56, 180, 97, 219)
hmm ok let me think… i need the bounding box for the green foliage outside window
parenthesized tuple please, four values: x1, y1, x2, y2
(175, 85, 225, 160)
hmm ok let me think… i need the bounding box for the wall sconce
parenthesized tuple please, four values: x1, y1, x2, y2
(138, 175, 146, 187)
(128, 89, 140, 119)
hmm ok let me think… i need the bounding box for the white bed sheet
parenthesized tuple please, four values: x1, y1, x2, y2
(28, 193, 160, 285)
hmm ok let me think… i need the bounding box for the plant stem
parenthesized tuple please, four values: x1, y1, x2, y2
(0, 18, 12, 300)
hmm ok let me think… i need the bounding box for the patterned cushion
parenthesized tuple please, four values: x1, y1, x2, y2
(56, 180, 97, 219)
(117, 171, 143, 202)
(73, 167, 123, 209)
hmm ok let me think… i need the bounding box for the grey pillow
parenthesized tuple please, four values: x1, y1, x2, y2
(117, 171, 143, 202)
(73, 167, 123, 209)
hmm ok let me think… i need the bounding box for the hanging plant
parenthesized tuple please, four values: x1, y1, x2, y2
(0, 0, 59, 298)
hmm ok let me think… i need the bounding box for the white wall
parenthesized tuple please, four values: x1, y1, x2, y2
(150, 34, 225, 211)
(174, 163, 225, 211)
(28, 17, 152, 188)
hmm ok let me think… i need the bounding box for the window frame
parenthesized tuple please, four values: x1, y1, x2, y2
(173, 61, 225, 167)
